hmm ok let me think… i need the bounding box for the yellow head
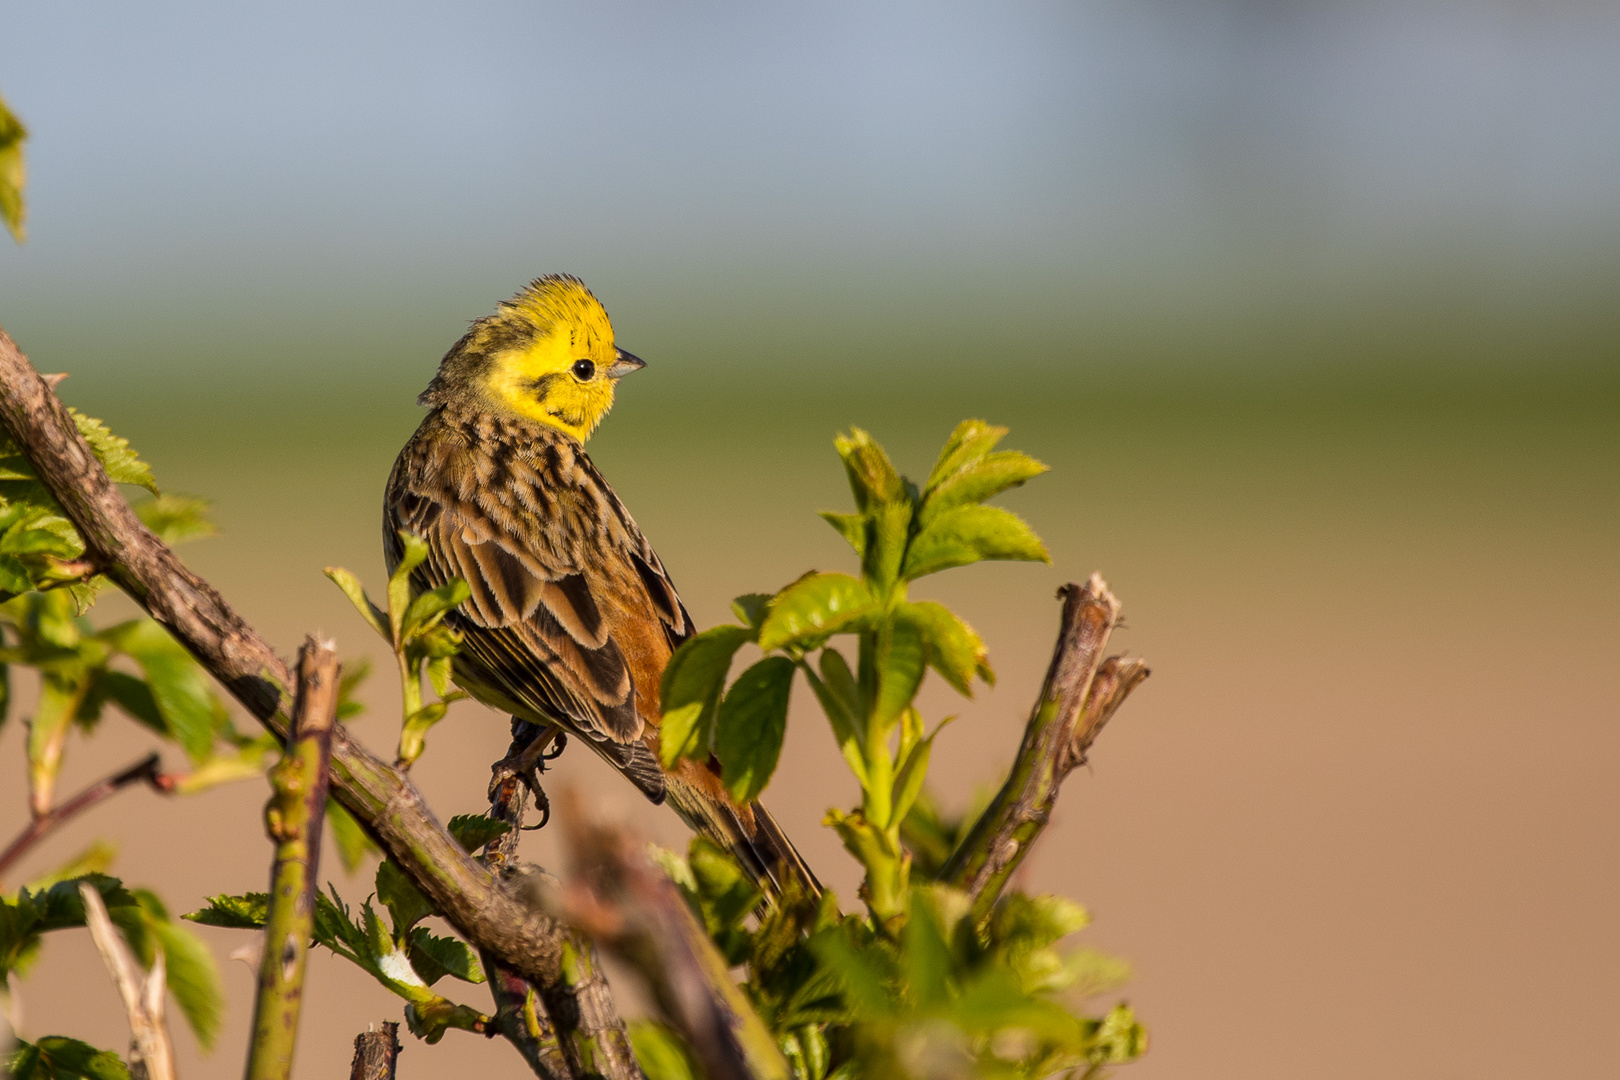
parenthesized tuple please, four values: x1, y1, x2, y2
(418, 275, 646, 441)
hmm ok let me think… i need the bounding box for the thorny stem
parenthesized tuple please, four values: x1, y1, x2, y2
(245, 638, 341, 1080)
(0, 752, 162, 888)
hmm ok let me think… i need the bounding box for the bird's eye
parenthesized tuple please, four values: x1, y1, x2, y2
(571, 359, 596, 381)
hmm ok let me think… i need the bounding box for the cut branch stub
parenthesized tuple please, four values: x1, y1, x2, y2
(349, 1022, 402, 1080)
(246, 637, 340, 1080)
(940, 575, 1148, 921)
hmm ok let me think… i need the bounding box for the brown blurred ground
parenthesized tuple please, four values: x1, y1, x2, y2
(1, 362, 1616, 1079)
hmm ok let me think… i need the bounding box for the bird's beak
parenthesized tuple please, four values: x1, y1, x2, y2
(607, 348, 647, 379)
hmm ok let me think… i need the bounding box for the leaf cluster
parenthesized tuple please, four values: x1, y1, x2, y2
(648, 422, 1145, 1079)
(2, 870, 225, 1069)
(185, 814, 505, 1043)
(657, 839, 1143, 1080)
(661, 421, 1046, 811)
(326, 532, 468, 767)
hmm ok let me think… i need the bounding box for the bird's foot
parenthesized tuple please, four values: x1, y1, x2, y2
(487, 724, 565, 829)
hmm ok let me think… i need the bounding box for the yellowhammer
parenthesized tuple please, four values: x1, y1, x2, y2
(385, 274, 815, 897)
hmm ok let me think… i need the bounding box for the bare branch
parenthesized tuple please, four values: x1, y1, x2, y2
(940, 576, 1149, 920)
(556, 791, 789, 1080)
(246, 638, 340, 1080)
(348, 1022, 401, 1080)
(0, 753, 162, 887)
(0, 326, 587, 1000)
(79, 882, 176, 1080)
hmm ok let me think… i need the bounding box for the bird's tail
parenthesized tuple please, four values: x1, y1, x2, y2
(663, 758, 821, 904)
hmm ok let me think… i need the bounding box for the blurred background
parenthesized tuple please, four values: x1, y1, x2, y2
(1, 2, 1616, 1077)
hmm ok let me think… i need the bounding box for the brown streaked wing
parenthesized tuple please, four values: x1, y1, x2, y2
(386, 419, 680, 746)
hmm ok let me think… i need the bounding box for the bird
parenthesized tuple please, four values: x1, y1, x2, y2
(384, 274, 816, 900)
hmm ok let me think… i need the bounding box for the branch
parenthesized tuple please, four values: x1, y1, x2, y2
(0, 326, 584, 999)
(940, 576, 1149, 921)
(0, 752, 162, 887)
(246, 638, 340, 1080)
(556, 791, 789, 1080)
(79, 882, 176, 1080)
(348, 1022, 401, 1080)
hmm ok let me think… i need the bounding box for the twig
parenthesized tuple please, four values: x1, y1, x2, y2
(0, 752, 162, 887)
(246, 638, 341, 1080)
(940, 576, 1149, 921)
(79, 882, 176, 1080)
(348, 1022, 401, 1080)
(556, 791, 789, 1080)
(0, 327, 591, 1002)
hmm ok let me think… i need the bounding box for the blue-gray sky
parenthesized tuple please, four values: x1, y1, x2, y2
(2, 1, 1617, 378)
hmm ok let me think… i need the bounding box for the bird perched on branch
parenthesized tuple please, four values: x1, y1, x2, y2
(384, 275, 815, 899)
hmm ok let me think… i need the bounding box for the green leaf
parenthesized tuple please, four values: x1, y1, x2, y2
(424, 654, 452, 697)
(446, 814, 512, 854)
(921, 449, 1047, 525)
(147, 914, 225, 1050)
(901, 504, 1049, 581)
(757, 573, 875, 652)
(22, 841, 117, 893)
(327, 796, 375, 873)
(337, 657, 371, 721)
(27, 676, 81, 813)
(687, 837, 763, 934)
(890, 719, 945, 829)
(407, 927, 485, 986)
(833, 428, 905, 512)
(0, 553, 33, 595)
(162, 739, 273, 796)
(100, 620, 222, 763)
(183, 893, 268, 930)
(70, 412, 156, 495)
(924, 419, 1006, 490)
(817, 511, 865, 560)
(805, 919, 893, 1016)
(401, 578, 470, 642)
(900, 890, 954, 1010)
(134, 495, 216, 545)
(714, 656, 796, 804)
(323, 566, 389, 641)
(376, 859, 435, 940)
(0, 94, 24, 244)
(397, 693, 464, 767)
(897, 601, 993, 695)
(388, 532, 431, 644)
(0, 524, 77, 558)
(91, 670, 164, 736)
(5, 1036, 131, 1080)
(863, 498, 914, 591)
(658, 623, 752, 768)
(729, 593, 772, 629)
(990, 893, 1091, 953)
(803, 650, 866, 786)
(873, 619, 926, 730)
(628, 1021, 700, 1080)
(1090, 1003, 1148, 1064)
